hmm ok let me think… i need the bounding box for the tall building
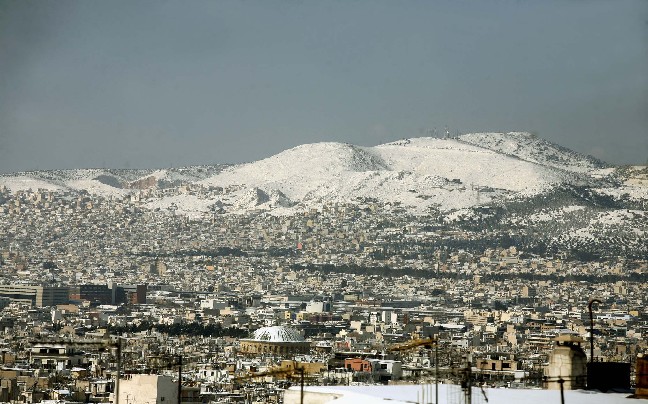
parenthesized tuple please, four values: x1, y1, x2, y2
(521, 286, 537, 298)
(0, 285, 69, 307)
(69, 284, 112, 305)
(112, 284, 147, 305)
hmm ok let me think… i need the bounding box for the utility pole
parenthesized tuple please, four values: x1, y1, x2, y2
(466, 366, 472, 404)
(115, 338, 121, 404)
(435, 343, 439, 404)
(299, 366, 305, 404)
(588, 298, 602, 362)
(178, 355, 182, 404)
(461, 355, 472, 404)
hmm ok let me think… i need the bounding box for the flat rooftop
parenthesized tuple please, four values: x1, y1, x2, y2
(285, 384, 646, 404)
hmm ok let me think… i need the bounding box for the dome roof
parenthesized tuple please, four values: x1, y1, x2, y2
(252, 326, 305, 343)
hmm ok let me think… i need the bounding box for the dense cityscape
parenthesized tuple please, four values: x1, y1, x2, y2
(0, 181, 646, 403)
(2, 0, 647, 401)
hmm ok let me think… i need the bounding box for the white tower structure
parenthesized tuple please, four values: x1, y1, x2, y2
(544, 334, 587, 390)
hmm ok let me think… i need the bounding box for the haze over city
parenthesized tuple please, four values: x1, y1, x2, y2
(1, 0, 647, 173)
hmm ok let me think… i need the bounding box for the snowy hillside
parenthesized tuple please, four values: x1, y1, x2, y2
(1, 133, 645, 258)
(0, 133, 633, 218)
(0, 166, 225, 197)
(458, 132, 606, 173)
(372, 137, 570, 191)
(196, 136, 584, 215)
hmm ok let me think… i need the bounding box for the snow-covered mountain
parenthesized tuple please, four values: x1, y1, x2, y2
(0, 132, 637, 217)
(2, 132, 645, 259)
(194, 134, 603, 215)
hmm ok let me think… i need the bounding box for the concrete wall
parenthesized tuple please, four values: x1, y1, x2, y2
(115, 374, 178, 404)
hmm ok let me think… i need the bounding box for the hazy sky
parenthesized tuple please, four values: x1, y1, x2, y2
(1, 0, 646, 172)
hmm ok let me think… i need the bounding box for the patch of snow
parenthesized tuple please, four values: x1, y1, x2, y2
(66, 179, 129, 198)
(459, 132, 605, 173)
(0, 175, 66, 193)
(597, 186, 648, 201)
(526, 205, 586, 222)
(143, 194, 215, 219)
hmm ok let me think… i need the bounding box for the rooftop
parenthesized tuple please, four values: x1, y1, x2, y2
(250, 326, 305, 343)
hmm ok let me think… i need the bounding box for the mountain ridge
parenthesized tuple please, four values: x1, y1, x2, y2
(1, 132, 645, 259)
(0, 132, 638, 218)
(457, 132, 606, 173)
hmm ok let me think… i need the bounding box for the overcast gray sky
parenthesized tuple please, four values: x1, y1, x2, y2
(1, 0, 646, 172)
